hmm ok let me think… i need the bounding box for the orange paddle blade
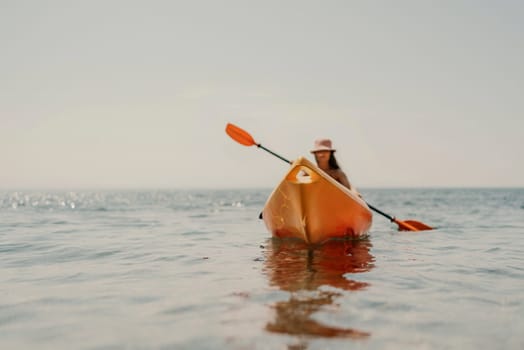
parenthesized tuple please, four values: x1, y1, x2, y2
(403, 220, 433, 231)
(226, 123, 256, 146)
(394, 219, 433, 232)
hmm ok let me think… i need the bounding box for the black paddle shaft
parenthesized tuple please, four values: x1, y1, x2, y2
(366, 203, 395, 222)
(258, 144, 291, 164)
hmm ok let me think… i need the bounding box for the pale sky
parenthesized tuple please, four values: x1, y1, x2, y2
(1, 0, 523, 189)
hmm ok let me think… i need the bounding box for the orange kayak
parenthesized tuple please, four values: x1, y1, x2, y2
(262, 157, 372, 244)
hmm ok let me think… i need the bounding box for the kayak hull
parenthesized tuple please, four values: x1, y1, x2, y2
(262, 157, 372, 244)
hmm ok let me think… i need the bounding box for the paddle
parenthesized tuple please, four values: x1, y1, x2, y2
(225, 123, 433, 232)
(364, 204, 433, 231)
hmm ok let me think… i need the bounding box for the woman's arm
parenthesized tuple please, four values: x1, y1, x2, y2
(339, 170, 363, 198)
(336, 170, 352, 190)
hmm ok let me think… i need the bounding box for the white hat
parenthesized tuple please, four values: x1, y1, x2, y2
(310, 138, 336, 153)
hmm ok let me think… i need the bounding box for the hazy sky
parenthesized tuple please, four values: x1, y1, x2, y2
(1, 0, 523, 189)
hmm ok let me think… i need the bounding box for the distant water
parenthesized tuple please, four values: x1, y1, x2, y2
(1, 188, 523, 349)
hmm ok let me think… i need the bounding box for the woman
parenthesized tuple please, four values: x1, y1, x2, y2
(310, 138, 355, 192)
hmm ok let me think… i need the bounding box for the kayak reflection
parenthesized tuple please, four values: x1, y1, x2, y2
(263, 238, 374, 340)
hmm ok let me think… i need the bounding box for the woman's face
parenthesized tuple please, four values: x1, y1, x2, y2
(313, 150, 330, 164)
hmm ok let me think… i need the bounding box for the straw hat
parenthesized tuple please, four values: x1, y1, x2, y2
(310, 138, 336, 153)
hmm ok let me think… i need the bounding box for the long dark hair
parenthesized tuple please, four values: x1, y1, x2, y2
(329, 152, 340, 170)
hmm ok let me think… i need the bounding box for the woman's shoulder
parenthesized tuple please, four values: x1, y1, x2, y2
(325, 167, 345, 179)
(332, 168, 347, 177)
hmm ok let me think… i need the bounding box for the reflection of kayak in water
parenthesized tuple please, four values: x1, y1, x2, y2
(262, 157, 373, 244)
(263, 238, 374, 339)
(266, 291, 369, 339)
(264, 238, 374, 292)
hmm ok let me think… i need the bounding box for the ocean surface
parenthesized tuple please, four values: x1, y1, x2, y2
(1, 188, 523, 350)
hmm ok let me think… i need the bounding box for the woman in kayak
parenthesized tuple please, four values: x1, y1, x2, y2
(310, 138, 356, 192)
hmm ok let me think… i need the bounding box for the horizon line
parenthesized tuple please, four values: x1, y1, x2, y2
(1, 186, 523, 192)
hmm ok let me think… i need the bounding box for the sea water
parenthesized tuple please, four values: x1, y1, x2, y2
(1, 188, 523, 349)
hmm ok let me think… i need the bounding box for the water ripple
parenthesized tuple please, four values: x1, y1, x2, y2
(0, 188, 522, 350)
